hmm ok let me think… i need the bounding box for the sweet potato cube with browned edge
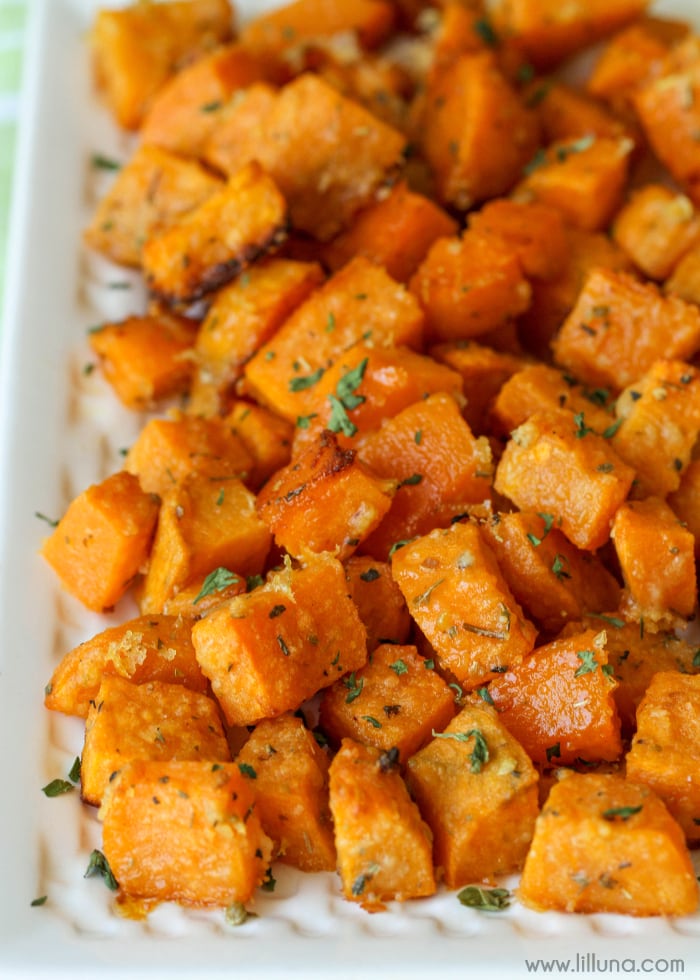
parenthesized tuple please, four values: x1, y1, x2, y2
(552, 268, 700, 391)
(44, 614, 207, 718)
(344, 556, 411, 652)
(319, 643, 456, 762)
(489, 628, 622, 765)
(420, 52, 539, 210)
(322, 181, 458, 284)
(235, 712, 336, 872)
(89, 312, 197, 410)
(480, 512, 621, 634)
(409, 230, 531, 343)
(84, 145, 222, 269)
(406, 702, 539, 887)
(100, 760, 272, 907)
(160, 566, 247, 618)
(224, 401, 294, 490)
(627, 672, 700, 844)
(391, 521, 536, 689)
(612, 498, 697, 625)
(468, 199, 569, 282)
(518, 772, 698, 915)
(494, 408, 635, 551)
(140, 474, 271, 614)
(328, 738, 435, 909)
(491, 0, 648, 70)
(189, 258, 324, 416)
(256, 430, 395, 562)
(124, 413, 254, 497)
(192, 555, 368, 727)
(612, 185, 700, 281)
(142, 162, 288, 304)
(358, 393, 494, 560)
(81, 676, 230, 805)
(90, 0, 234, 130)
(139, 43, 268, 158)
(610, 360, 700, 498)
(514, 136, 632, 233)
(41, 471, 158, 612)
(242, 256, 424, 422)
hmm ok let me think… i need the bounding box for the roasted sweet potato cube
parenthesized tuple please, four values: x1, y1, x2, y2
(328, 738, 436, 909)
(611, 360, 700, 498)
(161, 567, 247, 618)
(409, 230, 531, 342)
(142, 162, 288, 304)
(358, 393, 494, 560)
(235, 713, 336, 871)
(89, 312, 197, 409)
(552, 268, 700, 391)
(100, 760, 272, 907)
(84, 145, 223, 268)
(480, 511, 621, 634)
(256, 430, 395, 561)
(242, 257, 424, 422)
(405, 702, 539, 887)
(530, 80, 636, 147)
(514, 136, 632, 233)
(612, 185, 700, 281)
(612, 498, 697, 625)
(190, 258, 324, 415)
(467, 199, 568, 282)
(668, 459, 700, 554)
(90, 0, 234, 129)
(44, 614, 206, 718)
(140, 474, 271, 614)
(518, 772, 698, 915)
(192, 555, 368, 726)
(41, 471, 158, 612)
(224, 401, 294, 490)
(322, 181, 458, 284)
(494, 409, 635, 551)
(82, 676, 230, 805)
(626, 672, 700, 844)
(344, 556, 411, 652)
(319, 643, 456, 761)
(489, 628, 622, 765)
(391, 522, 537, 688)
(420, 52, 540, 210)
(124, 413, 254, 497)
(665, 246, 700, 305)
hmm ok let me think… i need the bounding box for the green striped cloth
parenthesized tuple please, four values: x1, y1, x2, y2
(0, 0, 26, 317)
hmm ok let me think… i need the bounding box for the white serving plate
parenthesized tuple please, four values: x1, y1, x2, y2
(1, 1, 699, 977)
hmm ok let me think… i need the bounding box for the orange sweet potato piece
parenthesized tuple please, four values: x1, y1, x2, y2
(322, 181, 458, 284)
(518, 772, 698, 915)
(44, 614, 206, 718)
(242, 256, 424, 422)
(358, 393, 494, 559)
(626, 672, 700, 844)
(203, 82, 278, 177)
(84, 144, 222, 268)
(81, 675, 230, 806)
(140, 474, 271, 614)
(256, 430, 395, 561)
(494, 409, 635, 551)
(611, 185, 700, 281)
(191, 555, 368, 726)
(235, 713, 336, 872)
(409, 230, 532, 342)
(668, 459, 700, 554)
(142, 161, 288, 304)
(344, 556, 411, 652)
(530, 80, 636, 146)
(100, 760, 272, 907)
(89, 312, 197, 410)
(665, 245, 700, 304)
(406, 702, 539, 887)
(328, 738, 436, 909)
(467, 198, 568, 282)
(420, 51, 540, 209)
(480, 511, 621, 634)
(391, 521, 537, 688)
(319, 643, 456, 761)
(612, 497, 697, 625)
(224, 401, 294, 490)
(552, 268, 700, 391)
(488, 628, 622, 764)
(90, 0, 234, 130)
(41, 471, 158, 612)
(160, 567, 247, 618)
